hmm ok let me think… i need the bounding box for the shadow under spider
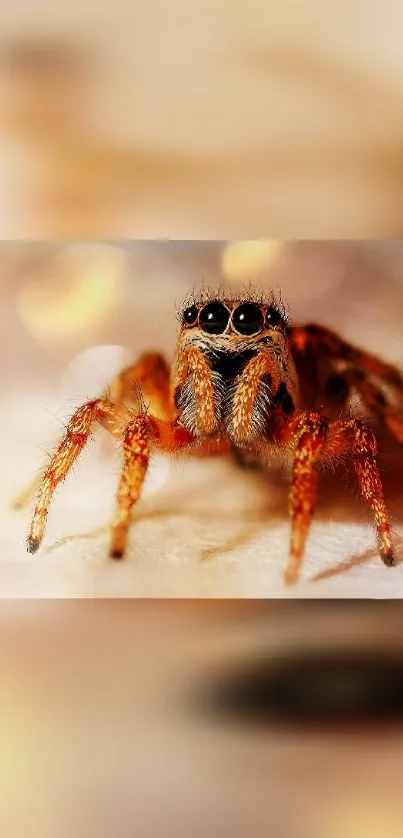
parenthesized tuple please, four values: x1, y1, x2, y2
(40, 495, 282, 559)
(311, 535, 403, 582)
(36, 441, 403, 578)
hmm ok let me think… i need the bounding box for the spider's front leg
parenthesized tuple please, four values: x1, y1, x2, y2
(27, 399, 133, 554)
(109, 415, 193, 558)
(27, 397, 193, 557)
(277, 412, 328, 585)
(13, 352, 173, 513)
(275, 412, 395, 584)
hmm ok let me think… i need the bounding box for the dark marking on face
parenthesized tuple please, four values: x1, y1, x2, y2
(375, 390, 388, 407)
(274, 381, 295, 414)
(325, 374, 349, 399)
(209, 348, 257, 381)
(260, 372, 273, 390)
(174, 384, 184, 411)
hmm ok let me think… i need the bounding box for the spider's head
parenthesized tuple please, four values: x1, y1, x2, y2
(174, 290, 298, 442)
(178, 292, 290, 351)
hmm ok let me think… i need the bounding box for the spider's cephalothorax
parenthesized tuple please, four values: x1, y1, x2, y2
(172, 296, 298, 445)
(18, 287, 403, 584)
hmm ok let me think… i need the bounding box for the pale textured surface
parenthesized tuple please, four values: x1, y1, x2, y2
(1, 241, 403, 597)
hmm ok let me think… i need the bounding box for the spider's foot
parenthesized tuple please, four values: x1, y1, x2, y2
(381, 550, 396, 568)
(284, 564, 300, 586)
(110, 548, 124, 560)
(27, 537, 40, 555)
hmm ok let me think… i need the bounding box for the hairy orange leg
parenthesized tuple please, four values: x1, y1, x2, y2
(110, 416, 193, 558)
(13, 353, 173, 513)
(27, 399, 130, 553)
(277, 412, 328, 585)
(27, 395, 194, 557)
(105, 352, 173, 420)
(276, 412, 395, 584)
(328, 418, 395, 567)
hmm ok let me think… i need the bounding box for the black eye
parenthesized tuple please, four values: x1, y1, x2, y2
(183, 305, 199, 326)
(266, 307, 283, 328)
(232, 303, 264, 336)
(199, 302, 230, 335)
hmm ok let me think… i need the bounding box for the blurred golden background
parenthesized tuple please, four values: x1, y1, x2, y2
(2, 1, 403, 236)
(1, 241, 403, 596)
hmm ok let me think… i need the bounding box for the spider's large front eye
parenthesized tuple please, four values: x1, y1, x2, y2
(266, 307, 283, 328)
(182, 305, 199, 327)
(232, 303, 264, 336)
(199, 302, 230, 334)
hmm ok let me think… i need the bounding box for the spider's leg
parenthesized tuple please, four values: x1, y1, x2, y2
(105, 352, 173, 419)
(110, 417, 193, 558)
(326, 417, 395, 567)
(13, 353, 173, 513)
(274, 410, 395, 584)
(273, 411, 328, 585)
(27, 399, 131, 553)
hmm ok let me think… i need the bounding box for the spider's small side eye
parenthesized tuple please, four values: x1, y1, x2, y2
(183, 305, 199, 327)
(265, 307, 283, 329)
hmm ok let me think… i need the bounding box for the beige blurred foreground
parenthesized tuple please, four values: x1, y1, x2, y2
(1, 241, 403, 597)
(1, 601, 403, 837)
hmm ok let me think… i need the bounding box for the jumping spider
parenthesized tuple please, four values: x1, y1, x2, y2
(20, 288, 403, 584)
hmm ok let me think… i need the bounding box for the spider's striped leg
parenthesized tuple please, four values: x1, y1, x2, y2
(274, 412, 328, 585)
(274, 411, 395, 585)
(327, 418, 395, 567)
(14, 353, 173, 514)
(28, 396, 194, 558)
(105, 352, 173, 419)
(110, 416, 194, 558)
(27, 399, 132, 554)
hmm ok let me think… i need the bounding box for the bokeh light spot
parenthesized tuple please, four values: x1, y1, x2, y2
(17, 244, 127, 343)
(222, 240, 285, 282)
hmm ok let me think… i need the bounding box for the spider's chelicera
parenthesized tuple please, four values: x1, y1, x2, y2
(19, 288, 403, 584)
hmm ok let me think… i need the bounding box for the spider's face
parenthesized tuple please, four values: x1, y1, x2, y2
(174, 296, 299, 443)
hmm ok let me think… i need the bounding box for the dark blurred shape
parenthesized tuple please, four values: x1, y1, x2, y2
(193, 648, 403, 730)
